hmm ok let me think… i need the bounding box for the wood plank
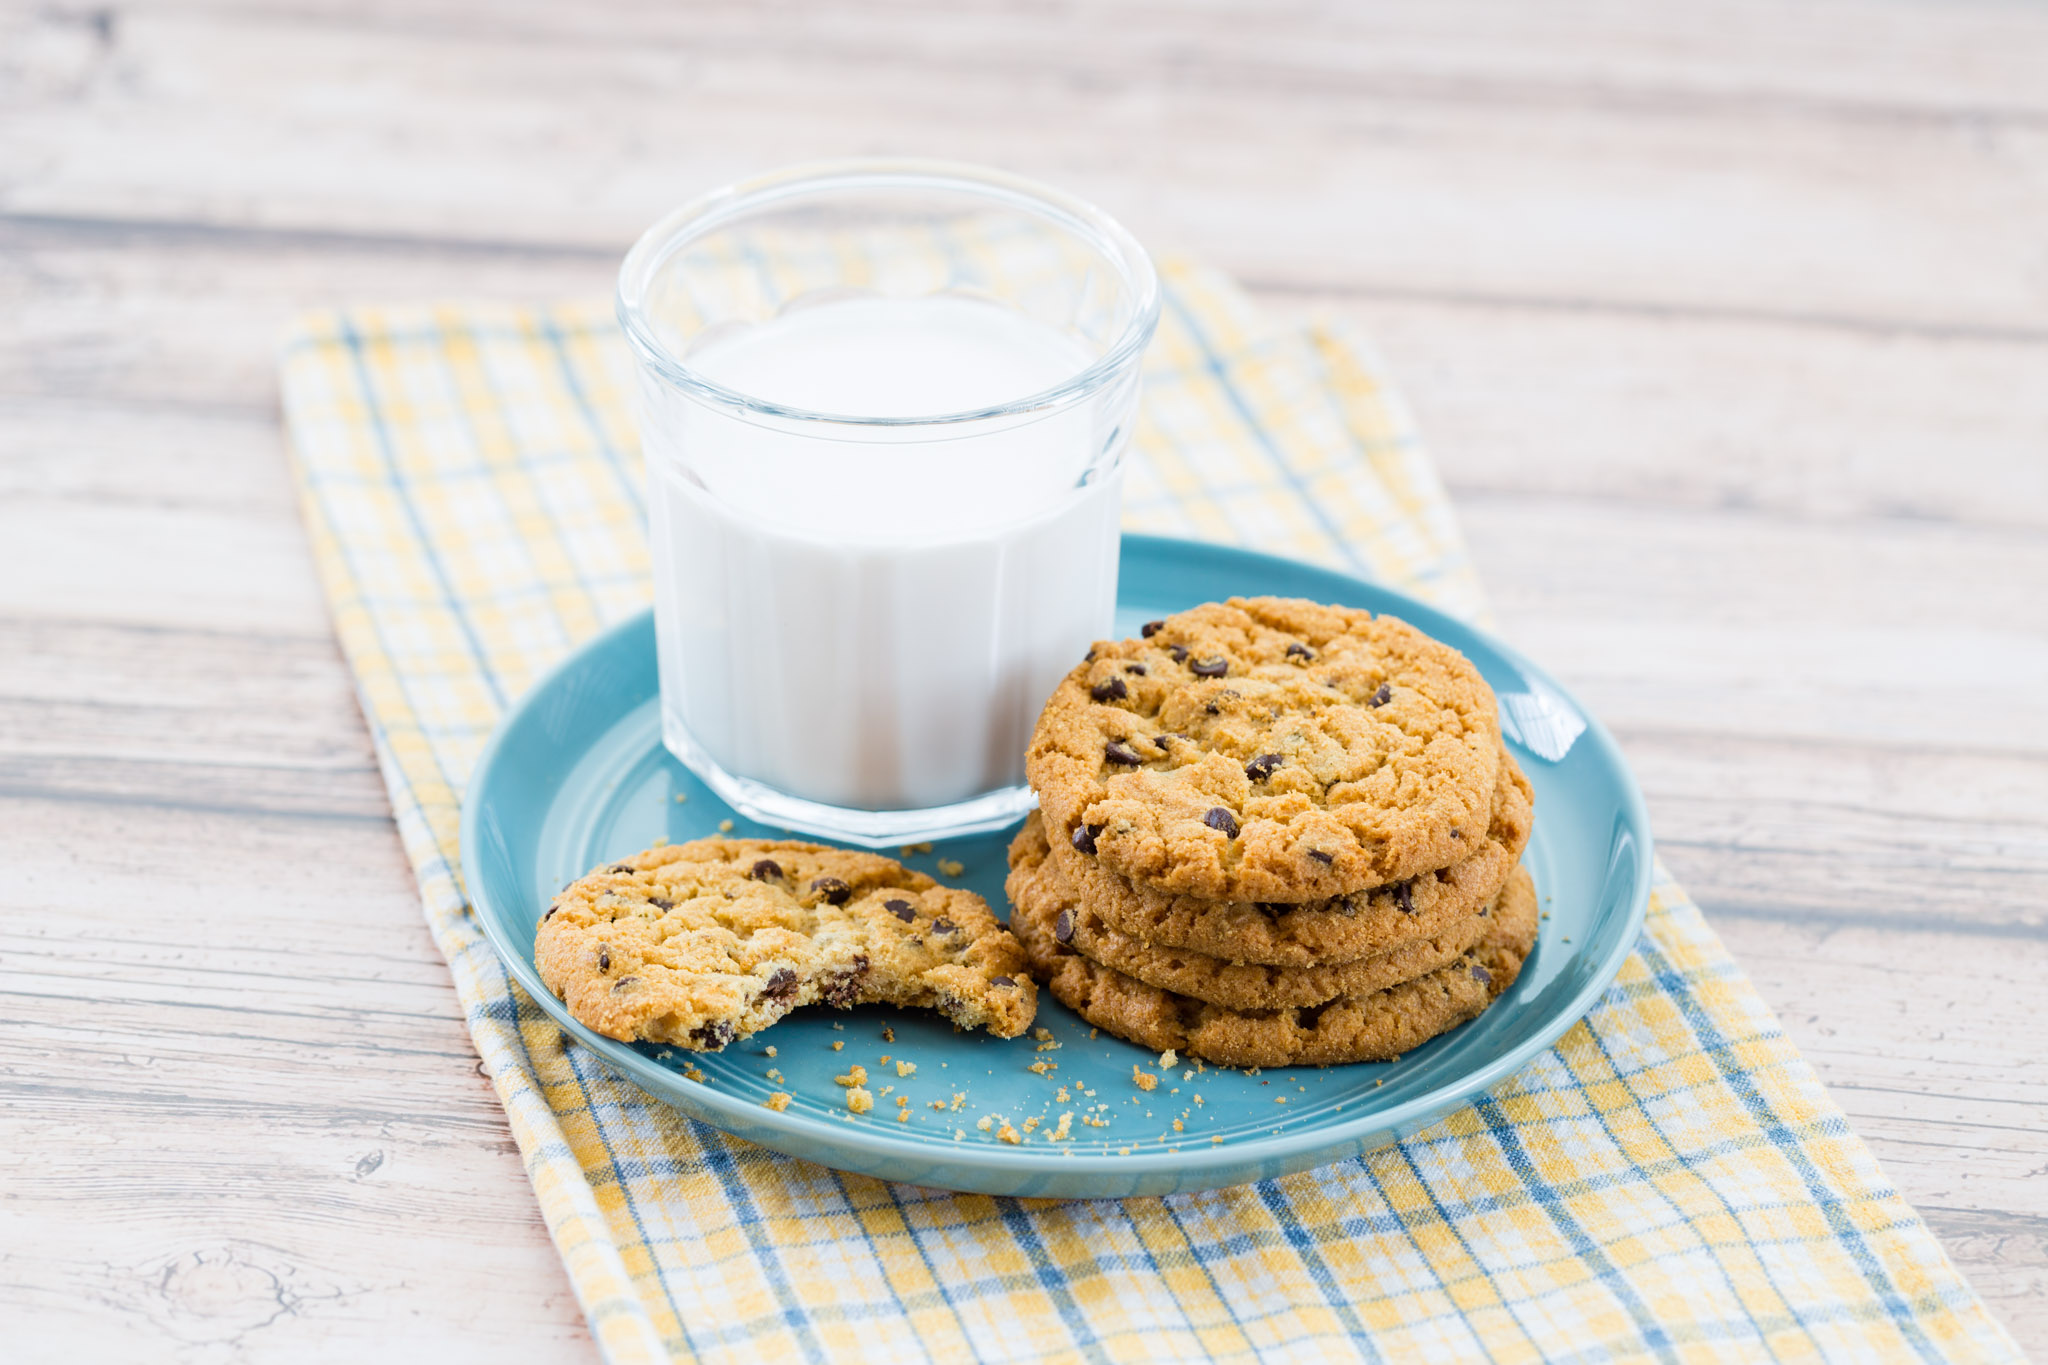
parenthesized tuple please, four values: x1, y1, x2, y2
(5, 1, 2048, 331)
(7, 229, 2048, 538)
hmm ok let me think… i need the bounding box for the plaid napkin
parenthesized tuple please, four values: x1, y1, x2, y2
(279, 259, 2018, 1363)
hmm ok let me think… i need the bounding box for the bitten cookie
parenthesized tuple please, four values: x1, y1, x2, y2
(1026, 597, 1502, 903)
(1046, 751, 1533, 968)
(1009, 857, 1538, 1068)
(536, 837, 1035, 1049)
(1009, 811, 1499, 1009)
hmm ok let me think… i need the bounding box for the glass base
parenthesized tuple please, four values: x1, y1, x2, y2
(662, 714, 1037, 848)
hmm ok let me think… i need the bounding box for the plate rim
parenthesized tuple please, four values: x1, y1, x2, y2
(460, 533, 1653, 1191)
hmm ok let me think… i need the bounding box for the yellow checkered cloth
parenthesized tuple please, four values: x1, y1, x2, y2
(279, 259, 2018, 1363)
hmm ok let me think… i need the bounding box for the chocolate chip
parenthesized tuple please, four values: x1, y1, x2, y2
(542, 906, 557, 922)
(648, 896, 674, 910)
(991, 976, 1015, 989)
(1449, 829, 1461, 840)
(1125, 663, 1147, 675)
(823, 956, 870, 1007)
(1205, 702, 1220, 715)
(1190, 656, 1228, 678)
(1203, 807, 1239, 838)
(1054, 909, 1074, 944)
(596, 945, 611, 973)
(1394, 882, 1415, 915)
(1091, 676, 1128, 703)
(1369, 682, 1392, 708)
(691, 1020, 736, 1049)
(1104, 740, 1144, 766)
(885, 898, 916, 923)
(1285, 642, 1313, 660)
(611, 976, 638, 993)
(1308, 849, 1334, 865)
(1141, 620, 1164, 637)
(1084, 647, 1097, 662)
(1168, 645, 1189, 663)
(1153, 734, 1173, 751)
(810, 876, 852, 905)
(1256, 902, 1289, 915)
(608, 863, 635, 874)
(749, 859, 784, 882)
(931, 917, 959, 936)
(760, 968, 801, 1001)
(1245, 753, 1283, 781)
(1071, 823, 1101, 855)
(1469, 964, 1492, 985)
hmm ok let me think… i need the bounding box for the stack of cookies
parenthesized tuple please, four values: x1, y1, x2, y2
(1008, 597, 1537, 1069)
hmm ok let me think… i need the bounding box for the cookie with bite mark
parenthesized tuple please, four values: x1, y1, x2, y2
(536, 837, 1034, 1049)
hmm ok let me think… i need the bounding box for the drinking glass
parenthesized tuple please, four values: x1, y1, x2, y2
(617, 160, 1159, 845)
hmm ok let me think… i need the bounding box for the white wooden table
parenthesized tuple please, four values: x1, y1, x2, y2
(4, 1, 2042, 1357)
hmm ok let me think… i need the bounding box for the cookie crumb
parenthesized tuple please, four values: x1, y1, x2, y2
(1049, 1112, 1073, 1142)
(763, 1092, 791, 1112)
(1172, 1118, 1184, 1132)
(845, 1087, 873, 1115)
(976, 1116, 993, 1132)
(835, 1065, 867, 1088)
(1159, 1049, 1177, 1069)
(673, 793, 689, 803)
(950, 1092, 967, 1111)
(766, 1068, 784, 1083)
(1131, 1066, 1158, 1092)
(896, 1060, 916, 1077)
(882, 1027, 895, 1043)
(1028, 1060, 1057, 1076)
(1055, 1086, 1070, 1104)
(997, 1122, 1022, 1144)
(1022, 1116, 1041, 1133)
(831, 1041, 844, 1051)
(937, 858, 965, 878)
(897, 1109, 911, 1123)
(683, 1065, 705, 1083)
(764, 1046, 777, 1058)
(717, 819, 734, 832)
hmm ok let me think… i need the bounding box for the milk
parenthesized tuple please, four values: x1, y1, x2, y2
(643, 295, 1126, 820)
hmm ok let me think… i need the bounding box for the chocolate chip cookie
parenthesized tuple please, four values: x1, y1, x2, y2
(1010, 811, 1501, 1008)
(1009, 855, 1536, 1068)
(535, 837, 1035, 1049)
(1046, 750, 1532, 968)
(1026, 597, 1502, 903)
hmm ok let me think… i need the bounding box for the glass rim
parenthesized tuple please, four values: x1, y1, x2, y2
(615, 158, 1161, 428)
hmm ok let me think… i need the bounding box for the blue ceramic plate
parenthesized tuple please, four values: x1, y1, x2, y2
(463, 535, 1649, 1198)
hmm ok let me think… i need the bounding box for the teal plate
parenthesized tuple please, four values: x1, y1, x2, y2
(462, 535, 1650, 1198)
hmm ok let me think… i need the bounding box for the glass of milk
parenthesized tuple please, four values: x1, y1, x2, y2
(617, 161, 1159, 846)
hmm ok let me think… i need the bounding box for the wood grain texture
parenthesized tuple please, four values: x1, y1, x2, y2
(1, 0, 2042, 1357)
